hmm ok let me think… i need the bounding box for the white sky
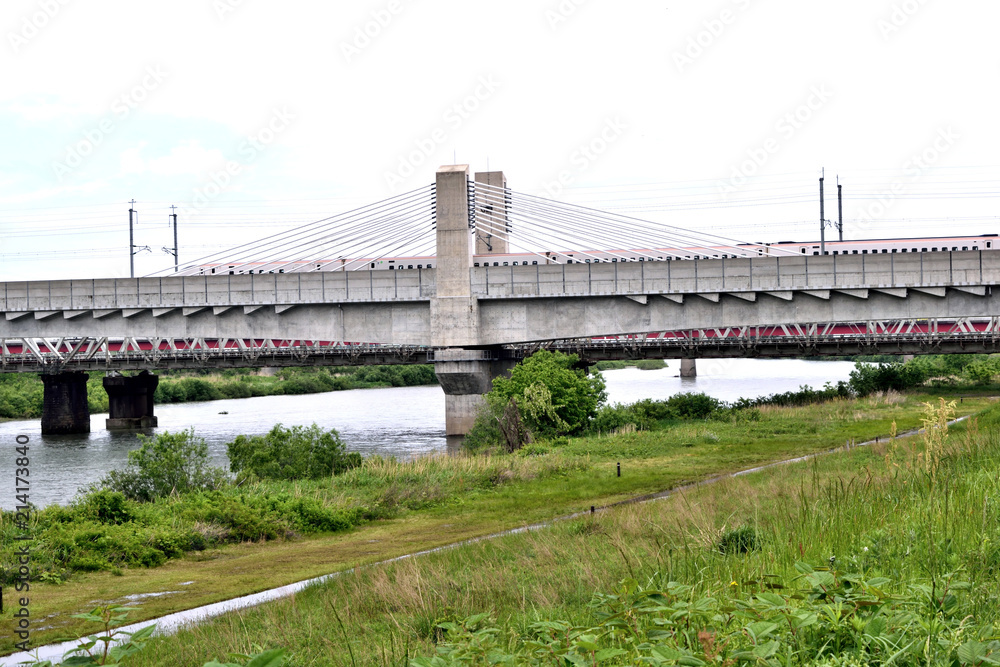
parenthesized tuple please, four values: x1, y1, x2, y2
(1, 0, 997, 280)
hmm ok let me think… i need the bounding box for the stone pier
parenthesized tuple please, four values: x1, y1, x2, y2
(103, 371, 159, 429)
(40, 371, 91, 435)
(680, 358, 697, 377)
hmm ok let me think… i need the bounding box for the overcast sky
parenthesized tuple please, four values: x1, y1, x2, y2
(1, 0, 997, 280)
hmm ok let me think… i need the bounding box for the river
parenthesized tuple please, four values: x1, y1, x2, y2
(0, 359, 857, 510)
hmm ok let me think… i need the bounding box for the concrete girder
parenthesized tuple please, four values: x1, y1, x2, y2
(874, 288, 907, 298)
(476, 289, 999, 346)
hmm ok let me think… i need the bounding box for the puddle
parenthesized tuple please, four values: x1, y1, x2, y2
(121, 591, 179, 602)
(0, 418, 964, 666)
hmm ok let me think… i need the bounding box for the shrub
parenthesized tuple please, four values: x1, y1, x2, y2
(82, 490, 134, 525)
(664, 392, 723, 419)
(99, 428, 228, 502)
(491, 351, 607, 437)
(849, 361, 927, 396)
(226, 423, 362, 481)
(591, 403, 652, 434)
(718, 525, 761, 554)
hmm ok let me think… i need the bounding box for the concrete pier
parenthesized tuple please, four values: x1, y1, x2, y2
(680, 358, 697, 377)
(435, 349, 516, 435)
(432, 165, 509, 434)
(103, 371, 159, 429)
(40, 371, 91, 434)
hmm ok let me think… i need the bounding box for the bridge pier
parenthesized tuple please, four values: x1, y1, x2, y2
(103, 371, 159, 430)
(40, 371, 91, 435)
(680, 358, 697, 377)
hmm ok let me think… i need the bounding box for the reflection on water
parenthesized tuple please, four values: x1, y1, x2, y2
(0, 359, 856, 509)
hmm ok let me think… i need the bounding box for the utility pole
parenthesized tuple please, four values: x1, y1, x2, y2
(129, 200, 136, 278)
(819, 173, 826, 255)
(128, 200, 151, 277)
(166, 205, 179, 272)
(837, 177, 844, 242)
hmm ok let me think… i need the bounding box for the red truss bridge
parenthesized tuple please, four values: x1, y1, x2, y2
(3, 317, 999, 373)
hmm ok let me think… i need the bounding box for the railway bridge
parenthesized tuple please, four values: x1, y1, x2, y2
(2, 165, 999, 433)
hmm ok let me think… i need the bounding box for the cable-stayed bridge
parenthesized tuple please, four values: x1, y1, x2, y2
(2, 165, 999, 434)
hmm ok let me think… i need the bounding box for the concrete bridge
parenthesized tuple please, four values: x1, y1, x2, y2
(2, 165, 999, 434)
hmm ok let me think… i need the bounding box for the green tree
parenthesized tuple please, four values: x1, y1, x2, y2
(227, 423, 362, 481)
(489, 350, 607, 437)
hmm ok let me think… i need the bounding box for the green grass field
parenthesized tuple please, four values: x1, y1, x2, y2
(121, 395, 1000, 666)
(4, 390, 996, 664)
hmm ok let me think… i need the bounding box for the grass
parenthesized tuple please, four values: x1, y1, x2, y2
(115, 396, 1000, 665)
(2, 390, 994, 660)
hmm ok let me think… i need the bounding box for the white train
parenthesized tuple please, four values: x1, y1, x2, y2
(184, 234, 998, 276)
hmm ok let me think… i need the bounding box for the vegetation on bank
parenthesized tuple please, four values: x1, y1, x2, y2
(0, 365, 438, 419)
(3, 385, 995, 657)
(90, 394, 1000, 665)
(6, 350, 1000, 662)
(590, 359, 668, 371)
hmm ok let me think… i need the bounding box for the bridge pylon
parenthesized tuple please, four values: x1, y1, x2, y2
(431, 165, 514, 434)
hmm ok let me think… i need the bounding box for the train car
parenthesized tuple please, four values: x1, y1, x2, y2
(179, 235, 998, 276)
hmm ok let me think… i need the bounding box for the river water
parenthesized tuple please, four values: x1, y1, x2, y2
(0, 359, 857, 510)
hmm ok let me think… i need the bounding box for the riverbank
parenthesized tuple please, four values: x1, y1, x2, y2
(0, 365, 438, 419)
(2, 389, 994, 656)
(134, 394, 1000, 666)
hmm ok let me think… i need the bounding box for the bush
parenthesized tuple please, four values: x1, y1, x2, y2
(82, 490, 134, 525)
(848, 361, 927, 396)
(664, 392, 723, 419)
(491, 351, 607, 437)
(99, 428, 229, 502)
(591, 403, 652, 434)
(718, 525, 761, 554)
(226, 423, 362, 481)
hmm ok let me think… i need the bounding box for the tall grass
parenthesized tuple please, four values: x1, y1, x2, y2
(126, 401, 1000, 665)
